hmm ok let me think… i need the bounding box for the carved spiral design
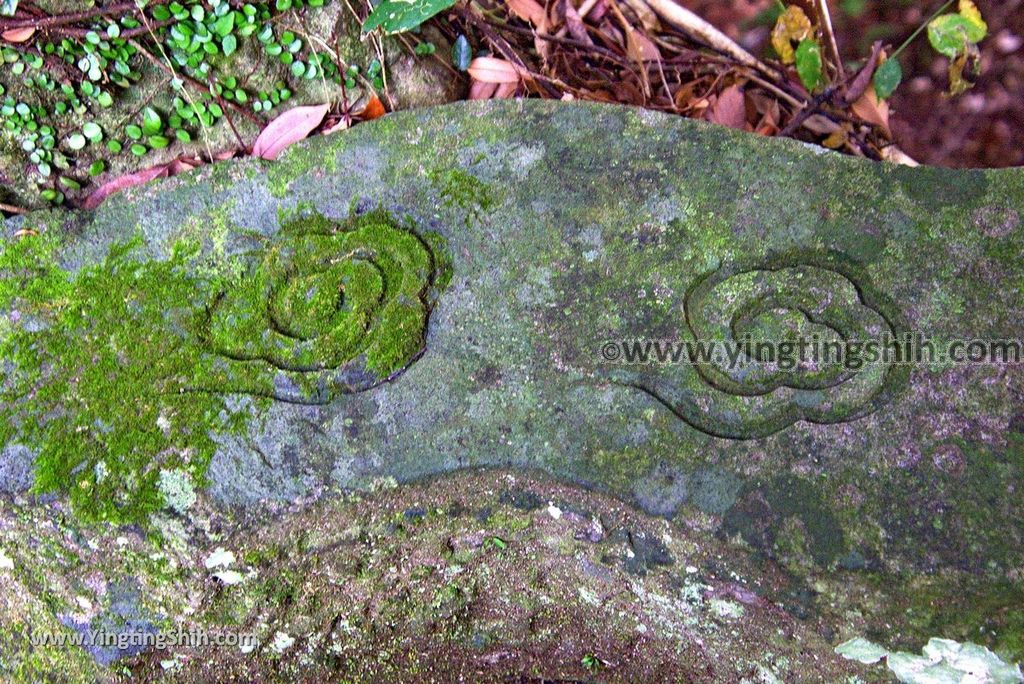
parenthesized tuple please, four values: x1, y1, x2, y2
(621, 252, 909, 440)
(198, 212, 444, 403)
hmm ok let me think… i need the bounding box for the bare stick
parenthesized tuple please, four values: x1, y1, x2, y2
(0, 202, 28, 215)
(815, 0, 844, 77)
(636, 0, 770, 74)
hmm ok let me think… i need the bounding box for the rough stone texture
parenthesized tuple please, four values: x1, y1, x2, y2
(2, 100, 1024, 677)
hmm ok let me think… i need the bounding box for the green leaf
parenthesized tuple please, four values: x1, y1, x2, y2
(213, 12, 235, 37)
(82, 122, 103, 143)
(795, 39, 823, 92)
(107, 140, 122, 153)
(142, 107, 163, 135)
(222, 34, 238, 56)
(0, 0, 18, 17)
(130, 143, 148, 156)
(452, 34, 471, 71)
(175, 129, 192, 143)
(88, 160, 106, 176)
(67, 133, 87, 151)
(873, 58, 903, 100)
(148, 135, 170, 149)
(362, 0, 457, 35)
(928, 4, 987, 58)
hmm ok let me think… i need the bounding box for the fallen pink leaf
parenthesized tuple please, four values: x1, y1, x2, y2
(251, 103, 330, 161)
(83, 164, 169, 210)
(706, 84, 748, 130)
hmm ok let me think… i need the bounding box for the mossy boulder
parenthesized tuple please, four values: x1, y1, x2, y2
(1, 99, 1023, 674)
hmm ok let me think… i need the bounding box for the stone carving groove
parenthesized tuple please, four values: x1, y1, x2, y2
(195, 210, 447, 404)
(616, 251, 911, 440)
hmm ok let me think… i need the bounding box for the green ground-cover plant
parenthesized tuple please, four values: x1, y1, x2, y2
(0, 0, 387, 207)
(770, 0, 987, 99)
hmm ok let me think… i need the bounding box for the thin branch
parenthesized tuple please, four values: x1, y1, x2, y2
(0, 202, 28, 215)
(889, 0, 954, 60)
(0, 1, 170, 32)
(207, 75, 246, 150)
(635, 0, 771, 74)
(815, 0, 843, 77)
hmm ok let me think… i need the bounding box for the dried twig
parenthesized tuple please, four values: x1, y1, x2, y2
(0, 202, 28, 215)
(0, 1, 170, 32)
(634, 0, 771, 74)
(815, 0, 844, 77)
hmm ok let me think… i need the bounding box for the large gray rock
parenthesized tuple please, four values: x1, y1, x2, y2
(2, 100, 1023, 587)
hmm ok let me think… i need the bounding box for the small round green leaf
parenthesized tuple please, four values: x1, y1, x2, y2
(795, 39, 823, 92)
(142, 106, 163, 135)
(873, 58, 903, 100)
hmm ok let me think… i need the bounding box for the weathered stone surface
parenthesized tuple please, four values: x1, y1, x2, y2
(2, 100, 1024, 673)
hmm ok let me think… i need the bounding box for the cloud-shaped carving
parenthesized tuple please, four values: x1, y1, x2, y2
(195, 210, 446, 404)
(614, 251, 910, 440)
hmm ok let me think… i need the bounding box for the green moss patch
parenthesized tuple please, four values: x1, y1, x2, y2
(0, 207, 448, 523)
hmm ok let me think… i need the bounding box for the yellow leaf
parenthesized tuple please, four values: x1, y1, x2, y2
(771, 6, 813, 65)
(958, 0, 986, 31)
(822, 127, 849, 149)
(948, 42, 981, 96)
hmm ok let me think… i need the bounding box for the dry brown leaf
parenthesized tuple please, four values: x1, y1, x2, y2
(251, 103, 330, 161)
(752, 95, 781, 136)
(507, 0, 545, 24)
(13, 228, 38, 239)
(468, 57, 527, 84)
(634, 31, 660, 61)
(621, 0, 659, 31)
(801, 113, 841, 136)
(850, 88, 890, 136)
(2, 27, 35, 43)
(837, 41, 882, 108)
(534, 7, 556, 63)
(83, 164, 169, 210)
(167, 158, 202, 175)
(562, 0, 594, 45)
(607, 0, 651, 96)
(706, 84, 747, 130)
(589, 0, 608, 23)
